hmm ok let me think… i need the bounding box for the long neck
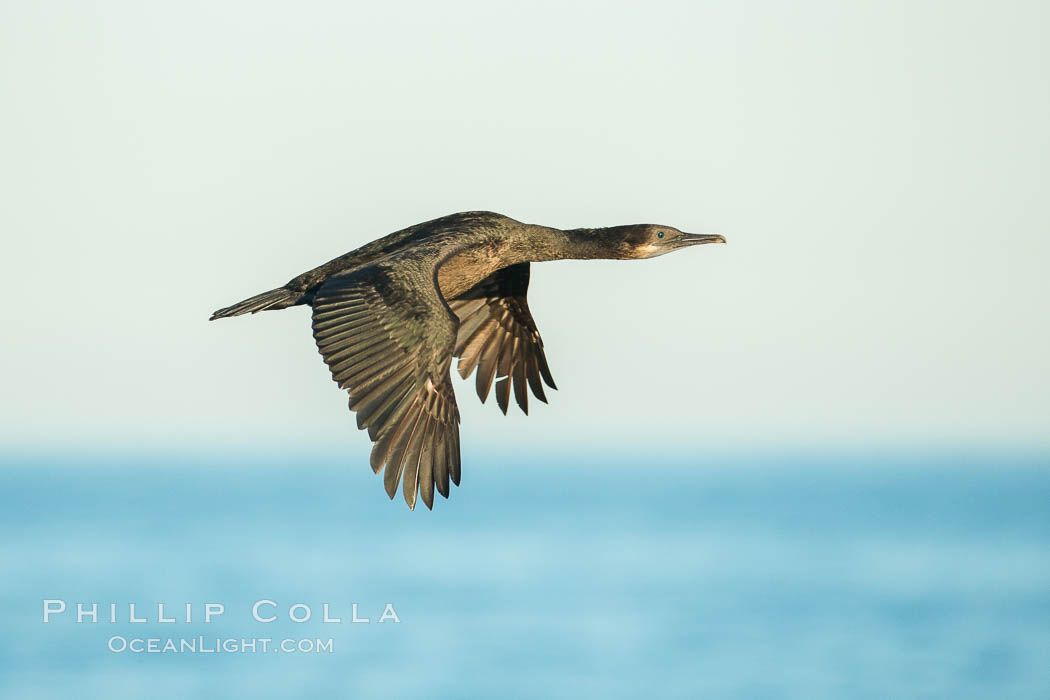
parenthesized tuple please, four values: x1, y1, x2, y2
(514, 224, 628, 262)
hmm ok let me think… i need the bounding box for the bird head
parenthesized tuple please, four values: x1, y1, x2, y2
(610, 224, 726, 259)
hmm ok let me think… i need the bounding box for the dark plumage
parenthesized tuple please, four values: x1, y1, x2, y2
(211, 211, 724, 509)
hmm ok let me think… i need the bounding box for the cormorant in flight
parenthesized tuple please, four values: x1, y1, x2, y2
(212, 211, 724, 509)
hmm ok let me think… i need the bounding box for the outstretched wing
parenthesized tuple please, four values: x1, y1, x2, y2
(311, 261, 460, 510)
(447, 263, 557, 415)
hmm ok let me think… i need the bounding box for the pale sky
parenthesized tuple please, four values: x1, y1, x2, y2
(2, 0, 1047, 452)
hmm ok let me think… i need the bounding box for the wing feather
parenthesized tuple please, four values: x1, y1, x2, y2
(312, 263, 461, 510)
(447, 262, 556, 414)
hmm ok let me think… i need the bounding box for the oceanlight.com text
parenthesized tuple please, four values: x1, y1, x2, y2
(107, 636, 334, 654)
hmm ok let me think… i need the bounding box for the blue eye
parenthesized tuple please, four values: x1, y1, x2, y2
(657, 231, 665, 238)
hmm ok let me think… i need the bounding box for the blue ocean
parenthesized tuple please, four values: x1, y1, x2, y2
(2, 450, 1048, 699)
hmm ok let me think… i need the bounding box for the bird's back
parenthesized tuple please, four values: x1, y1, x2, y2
(285, 211, 515, 295)
(210, 211, 516, 320)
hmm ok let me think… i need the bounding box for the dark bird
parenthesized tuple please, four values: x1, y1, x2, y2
(211, 211, 724, 509)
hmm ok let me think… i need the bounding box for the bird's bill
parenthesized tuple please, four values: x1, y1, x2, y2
(677, 233, 726, 247)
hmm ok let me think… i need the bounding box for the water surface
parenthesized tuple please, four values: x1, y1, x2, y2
(2, 450, 1048, 699)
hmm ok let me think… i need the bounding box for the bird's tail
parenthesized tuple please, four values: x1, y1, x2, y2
(210, 287, 300, 320)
